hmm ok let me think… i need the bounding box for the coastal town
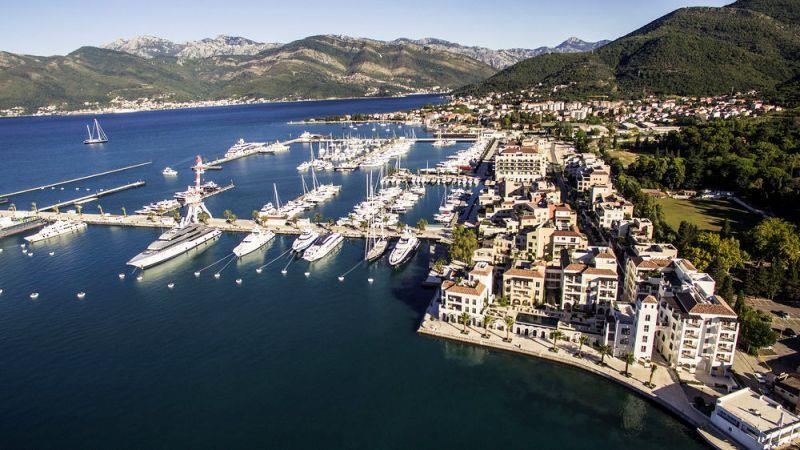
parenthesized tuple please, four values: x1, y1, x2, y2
(385, 93, 800, 450)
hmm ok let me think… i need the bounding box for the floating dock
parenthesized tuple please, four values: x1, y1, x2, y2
(0, 162, 152, 198)
(38, 181, 146, 212)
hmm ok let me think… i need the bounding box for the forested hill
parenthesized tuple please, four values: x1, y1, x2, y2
(459, 0, 800, 105)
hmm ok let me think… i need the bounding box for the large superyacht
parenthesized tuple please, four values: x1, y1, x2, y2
(127, 156, 221, 269)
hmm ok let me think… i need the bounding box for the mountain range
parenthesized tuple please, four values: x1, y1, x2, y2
(0, 34, 607, 112)
(101, 35, 282, 60)
(0, 35, 496, 111)
(461, 0, 800, 105)
(102, 35, 608, 69)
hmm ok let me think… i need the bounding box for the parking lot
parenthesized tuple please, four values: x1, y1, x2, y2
(746, 296, 800, 335)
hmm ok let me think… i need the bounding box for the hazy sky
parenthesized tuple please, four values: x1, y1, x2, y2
(2, 0, 732, 55)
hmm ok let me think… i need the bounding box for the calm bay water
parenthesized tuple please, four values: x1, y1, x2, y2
(0, 96, 706, 449)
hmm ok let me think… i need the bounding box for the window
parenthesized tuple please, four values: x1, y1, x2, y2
(641, 346, 646, 352)
(645, 315, 651, 321)
(644, 325, 650, 332)
(642, 336, 648, 343)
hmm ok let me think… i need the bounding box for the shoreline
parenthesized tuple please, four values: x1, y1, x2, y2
(416, 300, 738, 450)
(0, 93, 446, 121)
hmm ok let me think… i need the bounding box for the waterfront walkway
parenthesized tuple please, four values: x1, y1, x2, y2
(0, 210, 448, 241)
(417, 299, 739, 450)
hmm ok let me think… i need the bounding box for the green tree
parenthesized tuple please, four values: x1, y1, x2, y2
(75, 204, 82, 216)
(623, 352, 635, 377)
(449, 225, 478, 265)
(483, 316, 495, 338)
(313, 212, 323, 223)
(121, 206, 126, 217)
(599, 345, 612, 365)
(416, 218, 428, 231)
(459, 312, 471, 334)
(648, 365, 658, 387)
(577, 335, 589, 358)
(504, 316, 515, 342)
(752, 218, 800, 266)
(197, 211, 210, 224)
(251, 210, 261, 224)
(682, 232, 745, 273)
(550, 330, 564, 353)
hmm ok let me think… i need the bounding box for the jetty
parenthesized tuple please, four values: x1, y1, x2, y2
(37, 181, 146, 212)
(0, 161, 152, 198)
(0, 209, 450, 242)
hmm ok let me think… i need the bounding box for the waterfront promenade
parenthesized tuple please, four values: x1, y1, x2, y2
(417, 299, 739, 450)
(0, 209, 449, 241)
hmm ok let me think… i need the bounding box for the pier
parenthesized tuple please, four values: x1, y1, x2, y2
(0, 209, 449, 242)
(38, 181, 146, 212)
(0, 161, 152, 198)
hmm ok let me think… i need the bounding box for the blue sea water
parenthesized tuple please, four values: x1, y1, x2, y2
(0, 96, 706, 449)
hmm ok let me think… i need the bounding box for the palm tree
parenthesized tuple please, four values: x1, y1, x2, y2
(599, 345, 612, 366)
(313, 212, 323, 223)
(416, 219, 428, 231)
(623, 352, 635, 377)
(53, 205, 60, 214)
(223, 209, 233, 223)
(648, 365, 658, 387)
(577, 335, 589, 358)
(459, 312, 471, 334)
(483, 316, 495, 338)
(504, 315, 515, 342)
(197, 211, 210, 224)
(97, 205, 104, 216)
(550, 330, 564, 353)
(121, 207, 127, 217)
(31, 202, 37, 213)
(76, 205, 83, 216)
(9, 203, 15, 212)
(251, 210, 260, 224)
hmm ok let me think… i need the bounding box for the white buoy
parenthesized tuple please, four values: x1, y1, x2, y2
(167, 282, 175, 289)
(77, 292, 86, 299)
(368, 278, 374, 283)
(214, 273, 221, 279)
(235, 278, 242, 285)
(30, 292, 39, 300)
(338, 276, 344, 281)
(281, 269, 287, 274)
(194, 271, 200, 277)
(304, 272, 310, 277)
(0, 248, 4, 253)
(49, 251, 54, 256)
(118, 273, 125, 280)
(20, 244, 26, 249)
(256, 268, 263, 274)
(136, 275, 143, 281)
(27, 252, 33, 257)
(0, 288, 3, 295)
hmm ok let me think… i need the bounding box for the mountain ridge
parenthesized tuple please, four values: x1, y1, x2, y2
(0, 35, 495, 111)
(459, 1, 800, 104)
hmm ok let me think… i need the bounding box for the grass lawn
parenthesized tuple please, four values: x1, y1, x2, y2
(655, 197, 760, 232)
(607, 149, 640, 167)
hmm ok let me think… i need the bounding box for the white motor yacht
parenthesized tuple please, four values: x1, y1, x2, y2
(388, 230, 419, 267)
(233, 227, 275, 258)
(24, 220, 86, 243)
(302, 232, 344, 262)
(292, 228, 320, 252)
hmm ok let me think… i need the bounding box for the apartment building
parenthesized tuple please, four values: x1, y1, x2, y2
(712, 388, 800, 450)
(654, 259, 739, 375)
(560, 247, 618, 311)
(495, 145, 548, 183)
(502, 262, 546, 306)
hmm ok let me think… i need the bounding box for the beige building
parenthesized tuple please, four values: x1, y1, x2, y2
(502, 264, 546, 306)
(495, 145, 548, 183)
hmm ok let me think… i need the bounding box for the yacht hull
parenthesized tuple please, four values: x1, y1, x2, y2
(127, 229, 221, 269)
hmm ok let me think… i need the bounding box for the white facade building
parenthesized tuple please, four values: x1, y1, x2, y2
(712, 388, 800, 450)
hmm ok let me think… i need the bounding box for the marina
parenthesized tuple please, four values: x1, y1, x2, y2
(0, 96, 702, 450)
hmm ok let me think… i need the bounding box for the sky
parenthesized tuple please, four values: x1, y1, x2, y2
(1, 0, 732, 56)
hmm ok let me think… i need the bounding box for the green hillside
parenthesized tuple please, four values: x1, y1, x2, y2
(0, 35, 495, 111)
(460, 1, 800, 104)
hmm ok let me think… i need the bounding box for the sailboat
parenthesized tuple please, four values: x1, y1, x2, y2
(83, 119, 108, 144)
(364, 171, 388, 262)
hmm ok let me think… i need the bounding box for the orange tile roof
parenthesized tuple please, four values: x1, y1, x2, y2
(504, 268, 544, 279)
(583, 268, 617, 277)
(442, 280, 487, 297)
